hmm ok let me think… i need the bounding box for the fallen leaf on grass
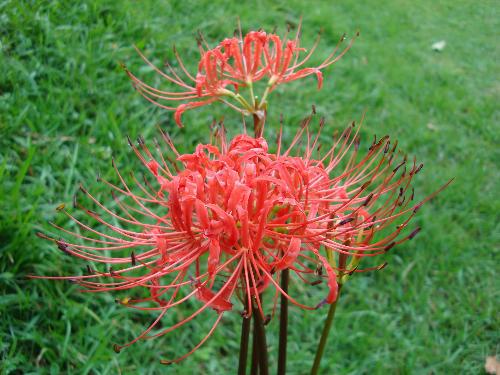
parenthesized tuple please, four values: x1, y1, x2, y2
(431, 40, 446, 52)
(485, 356, 500, 374)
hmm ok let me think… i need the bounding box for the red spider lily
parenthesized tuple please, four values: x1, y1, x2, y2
(125, 23, 356, 127)
(32, 118, 448, 363)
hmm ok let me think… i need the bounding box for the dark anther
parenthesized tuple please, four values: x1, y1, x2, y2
(384, 140, 391, 153)
(315, 264, 323, 276)
(391, 140, 398, 153)
(393, 160, 406, 173)
(408, 227, 421, 240)
(263, 314, 272, 325)
(86, 265, 93, 275)
(399, 187, 404, 197)
(311, 279, 322, 286)
(338, 218, 354, 226)
(315, 299, 327, 309)
(311, 104, 316, 114)
(346, 266, 358, 275)
(413, 203, 423, 213)
(360, 181, 371, 190)
(131, 251, 137, 266)
(378, 262, 388, 270)
(56, 240, 70, 254)
(56, 203, 65, 211)
(109, 267, 117, 277)
(398, 196, 406, 206)
(384, 242, 396, 252)
(113, 344, 121, 353)
(363, 193, 374, 206)
(160, 360, 173, 365)
(72, 194, 77, 208)
(126, 135, 133, 147)
(269, 267, 276, 275)
(410, 188, 415, 201)
(415, 163, 424, 174)
(79, 184, 87, 194)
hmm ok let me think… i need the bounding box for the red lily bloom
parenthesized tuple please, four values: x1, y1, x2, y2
(125, 24, 356, 127)
(32, 119, 447, 363)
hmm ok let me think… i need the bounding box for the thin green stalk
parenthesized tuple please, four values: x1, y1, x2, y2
(238, 313, 251, 375)
(277, 268, 289, 375)
(310, 285, 343, 375)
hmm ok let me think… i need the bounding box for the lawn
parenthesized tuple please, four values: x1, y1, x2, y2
(1, 0, 498, 374)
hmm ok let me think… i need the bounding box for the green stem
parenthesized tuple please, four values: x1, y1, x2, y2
(277, 268, 289, 375)
(310, 285, 343, 375)
(238, 313, 251, 375)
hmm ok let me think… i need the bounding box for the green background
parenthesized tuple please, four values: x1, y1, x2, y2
(1, 0, 498, 373)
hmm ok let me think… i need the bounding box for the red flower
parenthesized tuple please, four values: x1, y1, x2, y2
(125, 24, 356, 127)
(33, 120, 447, 363)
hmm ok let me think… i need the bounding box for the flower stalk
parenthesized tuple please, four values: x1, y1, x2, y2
(238, 312, 251, 375)
(277, 267, 289, 375)
(310, 285, 343, 375)
(253, 301, 269, 375)
(33, 21, 451, 372)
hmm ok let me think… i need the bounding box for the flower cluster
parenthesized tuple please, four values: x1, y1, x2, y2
(34, 117, 446, 362)
(125, 25, 356, 126)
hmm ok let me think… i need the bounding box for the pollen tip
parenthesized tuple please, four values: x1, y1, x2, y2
(56, 240, 69, 253)
(409, 227, 421, 240)
(160, 359, 174, 365)
(338, 217, 354, 226)
(126, 135, 133, 147)
(315, 299, 327, 309)
(113, 344, 121, 353)
(263, 314, 272, 325)
(384, 242, 396, 252)
(378, 262, 388, 270)
(360, 181, 371, 190)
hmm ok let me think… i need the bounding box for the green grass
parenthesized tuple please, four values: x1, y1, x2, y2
(1, 0, 498, 373)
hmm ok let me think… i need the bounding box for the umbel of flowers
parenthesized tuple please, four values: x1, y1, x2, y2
(33, 23, 449, 373)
